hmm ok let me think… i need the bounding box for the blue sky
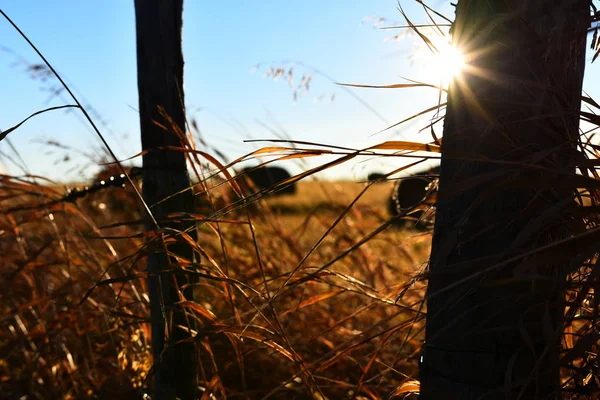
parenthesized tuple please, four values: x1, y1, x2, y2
(1, 1, 599, 182)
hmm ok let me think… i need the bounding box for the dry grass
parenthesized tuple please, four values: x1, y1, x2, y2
(0, 173, 430, 399)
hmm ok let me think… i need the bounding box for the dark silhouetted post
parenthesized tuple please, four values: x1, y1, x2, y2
(420, 1, 588, 398)
(134, 1, 198, 398)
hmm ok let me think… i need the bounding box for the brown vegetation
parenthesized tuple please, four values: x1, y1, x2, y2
(0, 175, 430, 399)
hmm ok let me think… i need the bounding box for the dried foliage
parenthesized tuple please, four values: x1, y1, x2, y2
(0, 159, 430, 399)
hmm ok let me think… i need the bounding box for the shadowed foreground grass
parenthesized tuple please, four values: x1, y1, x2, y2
(4, 170, 600, 399)
(0, 176, 430, 399)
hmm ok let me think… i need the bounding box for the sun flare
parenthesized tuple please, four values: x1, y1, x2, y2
(433, 44, 465, 83)
(418, 35, 466, 86)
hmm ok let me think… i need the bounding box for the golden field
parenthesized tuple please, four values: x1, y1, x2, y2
(0, 174, 431, 399)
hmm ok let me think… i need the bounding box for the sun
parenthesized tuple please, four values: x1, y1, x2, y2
(417, 34, 466, 86)
(433, 43, 465, 83)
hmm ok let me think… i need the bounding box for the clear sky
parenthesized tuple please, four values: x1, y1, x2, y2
(1, 1, 599, 182)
